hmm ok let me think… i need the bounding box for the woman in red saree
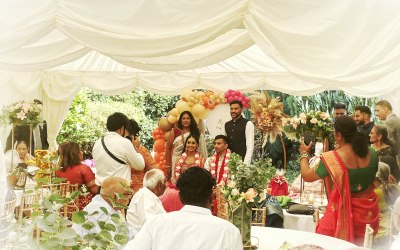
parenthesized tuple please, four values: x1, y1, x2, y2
(56, 142, 99, 210)
(299, 116, 379, 245)
(160, 134, 205, 212)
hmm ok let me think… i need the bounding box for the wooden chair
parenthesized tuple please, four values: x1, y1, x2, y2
(17, 191, 41, 222)
(64, 183, 79, 219)
(3, 199, 17, 217)
(363, 223, 374, 248)
(216, 187, 229, 220)
(41, 182, 70, 198)
(251, 207, 267, 227)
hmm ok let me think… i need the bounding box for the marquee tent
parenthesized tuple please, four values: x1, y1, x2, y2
(1, 0, 400, 147)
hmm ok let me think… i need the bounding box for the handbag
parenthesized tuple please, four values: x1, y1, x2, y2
(286, 203, 315, 215)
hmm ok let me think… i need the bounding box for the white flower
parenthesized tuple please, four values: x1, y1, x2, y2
(227, 180, 236, 188)
(231, 188, 239, 196)
(17, 110, 26, 120)
(179, 159, 184, 163)
(82, 247, 93, 250)
(223, 167, 229, 171)
(211, 170, 215, 175)
(222, 173, 227, 178)
(258, 191, 266, 203)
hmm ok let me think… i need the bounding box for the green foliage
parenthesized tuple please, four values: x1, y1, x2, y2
(222, 153, 275, 206)
(57, 87, 179, 153)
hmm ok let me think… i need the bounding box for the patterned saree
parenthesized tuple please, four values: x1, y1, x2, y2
(317, 151, 379, 245)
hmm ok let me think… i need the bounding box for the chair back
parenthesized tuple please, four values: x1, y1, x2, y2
(17, 191, 41, 222)
(363, 223, 374, 248)
(41, 182, 70, 197)
(3, 199, 16, 217)
(216, 187, 228, 220)
(251, 207, 267, 227)
(65, 183, 80, 218)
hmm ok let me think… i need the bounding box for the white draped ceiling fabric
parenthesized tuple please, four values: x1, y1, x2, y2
(1, 0, 400, 147)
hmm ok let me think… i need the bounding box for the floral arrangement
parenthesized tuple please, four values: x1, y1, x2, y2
(221, 153, 275, 206)
(250, 92, 286, 146)
(283, 110, 333, 141)
(1, 100, 42, 126)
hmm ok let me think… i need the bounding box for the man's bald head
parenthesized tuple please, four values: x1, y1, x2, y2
(100, 177, 132, 209)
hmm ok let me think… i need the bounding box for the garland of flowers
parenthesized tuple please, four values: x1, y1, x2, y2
(175, 151, 200, 179)
(210, 149, 231, 185)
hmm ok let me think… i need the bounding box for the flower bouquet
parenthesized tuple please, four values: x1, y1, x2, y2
(283, 110, 333, 141)
(221, 153, 273, 246)
(1, 100, 42, 126)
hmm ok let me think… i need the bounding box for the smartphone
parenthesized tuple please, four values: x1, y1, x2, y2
(303, 131, 316, 145)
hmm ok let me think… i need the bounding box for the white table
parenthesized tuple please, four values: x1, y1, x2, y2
(251, 227, 357, 250)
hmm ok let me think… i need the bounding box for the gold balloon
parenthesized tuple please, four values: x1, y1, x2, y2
(164, 131, 171, 140)
(170, 108, 180, 117)
(199, 109, 210, 119)
(176, 100, 191, 113)
(180, 89, 193, 102)
(167, 115, 177, 124)
(158, 117, 172, 131)
(191, 103, 206, 118)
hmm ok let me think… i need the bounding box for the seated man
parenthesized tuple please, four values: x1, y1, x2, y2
(126, 167, 243, 250)
(72, 177, 136, 242)
(126, 169, 166, 231)
(392, 196, 400, 250)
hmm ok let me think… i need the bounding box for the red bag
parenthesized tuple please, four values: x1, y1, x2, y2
(268, 175, 289, 196)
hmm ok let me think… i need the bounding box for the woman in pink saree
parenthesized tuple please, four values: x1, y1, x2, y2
(299, 116, 379, 245)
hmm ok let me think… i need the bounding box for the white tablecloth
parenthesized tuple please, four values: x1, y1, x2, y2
(283, 210, 315, 232)
(251, 227, 357, 250)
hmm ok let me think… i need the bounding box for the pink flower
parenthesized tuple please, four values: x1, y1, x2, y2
(310, 118, 318, 124)
(241, 188, 258, 203)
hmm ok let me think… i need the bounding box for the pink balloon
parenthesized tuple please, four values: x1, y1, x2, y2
(238, 97, 243, 102)
(227, 96, 233, 102)
(224, 91, 230, 98)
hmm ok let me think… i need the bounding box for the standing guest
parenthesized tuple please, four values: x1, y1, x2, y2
(333, 102, 347, 120)
(354, 105, 374, 139)
(375, 100, 400, 164)
(299, 116, 379, 246)
(204, 135, 231, 215)
(126, 118, 156, 191)
(165, 111, 206, 181)
(15, 140, 34, 163)
(126, 167, 243, 250)
(160, 134, 206, 212)
(126, 169, 166, 232)
(370, 125, 400, 181)
(56, 142, 98, 209)
(72, 177, 136, 241)
(224, 100, 254, 164)
(205, 135, 231, 185)
(391, 197, 400, 250)
(372, 162, 400, 249)
(5, 99, 49, 154)
(92, 112, 144, 186)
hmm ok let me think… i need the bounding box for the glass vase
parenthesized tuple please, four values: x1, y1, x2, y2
(228, 200, 252, 247)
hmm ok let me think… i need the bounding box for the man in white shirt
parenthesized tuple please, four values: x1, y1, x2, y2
(224, 100, 254, 164)
(72, 177, 136, 245)
(126, 167, 243, 250)
(126, 169, 166, 231)
(92, 112, 145, 186)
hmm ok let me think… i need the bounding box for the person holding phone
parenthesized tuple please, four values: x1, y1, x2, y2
(126, 119, 157, 192)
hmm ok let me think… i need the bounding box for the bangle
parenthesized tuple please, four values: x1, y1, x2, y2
(298, 152, 309, 163)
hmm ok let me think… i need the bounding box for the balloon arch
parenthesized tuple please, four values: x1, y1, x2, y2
(152, 89, 250, 171)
